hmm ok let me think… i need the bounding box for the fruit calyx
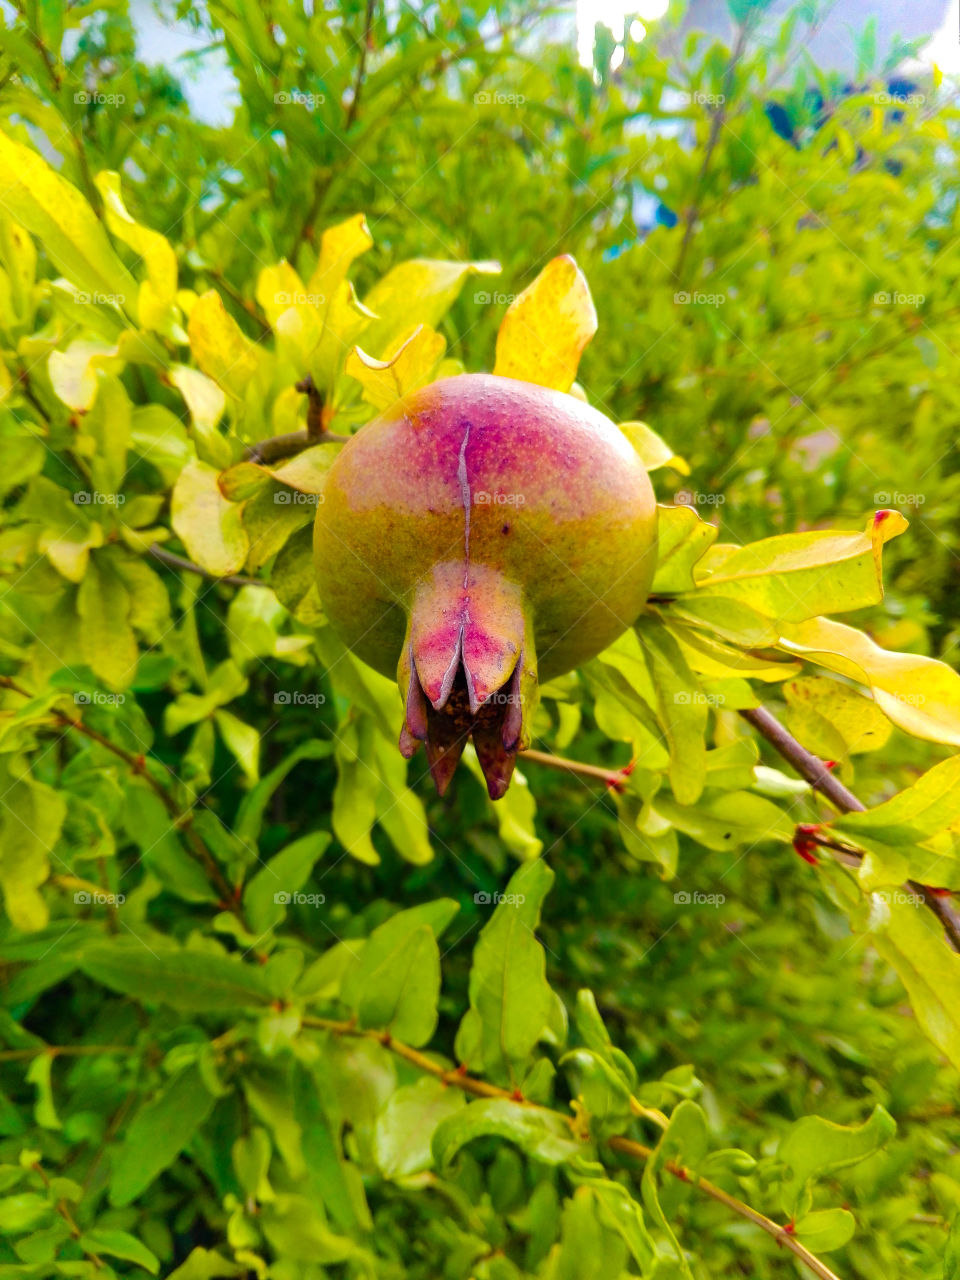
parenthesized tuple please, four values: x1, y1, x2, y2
(397, 561, 536, 800)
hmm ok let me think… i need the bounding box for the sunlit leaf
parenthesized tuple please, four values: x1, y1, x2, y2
(493, 254, 597, 393)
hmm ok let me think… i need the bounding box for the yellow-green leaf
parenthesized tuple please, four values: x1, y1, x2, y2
(362, 257, 499, 360)
(783, 675, 892, 759)
(171, 459, 249, 575)
(77, 555, 139, 689)
(0, 756, 65, 930)
(619, 421, 689, 474)
(94, 170, 181, 336)
(306, 212, 373, 308)
(778, 616, 960, 747)
(875, 900, 960, 1070)
(651, 505, 718, 594)
(344, 324, 446, 410)
(48, 340, 122, 411)
(0, 129, 136, 309)
(690, 511, 908, 622)
(493, 254, 597, 393)
(187, 290, 261, 397)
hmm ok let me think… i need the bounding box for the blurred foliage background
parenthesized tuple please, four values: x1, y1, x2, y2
(2, 0, 960, 1277)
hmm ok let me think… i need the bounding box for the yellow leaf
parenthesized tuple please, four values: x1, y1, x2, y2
(171, 459, 249, 576)
(94, 171, 182, 337)
(48, 340, 122, 411)
(690, 511, 907, 623)
(170, 364, 230, 467)
(783, 675, 892, 757)
(778, 616, 960, 747)
(493, 255, 597, 393)
(306, 212, 373, 307)
(171, 364, 226, 431)
(619, 421, 689, 474)
(255, 261, 306, 329)
(0, 130, 136, 310)
(361, 258, 499, 359)
(187, 290, 261, 397)
(344, 324, 446, 410)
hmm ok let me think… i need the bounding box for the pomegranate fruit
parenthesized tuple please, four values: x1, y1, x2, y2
(314, 373, 657, 798)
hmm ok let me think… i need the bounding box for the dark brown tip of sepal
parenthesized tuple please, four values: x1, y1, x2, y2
(473, 719, 519, 801)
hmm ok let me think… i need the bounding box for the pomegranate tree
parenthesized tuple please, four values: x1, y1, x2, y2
(315, 264, 658, 798)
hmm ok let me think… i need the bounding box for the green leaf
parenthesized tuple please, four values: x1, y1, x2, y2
(641, 1101, 707, 1279)
(0, 130, 136, 308)
(235, 740, 333, 845)
(792, 1208, 856, 1253)
(946, 1214, 960, 1280)
(653, 791, 793, 851)
(213, 708, 260, 784)
(166, 1247, 245, 1279)
(547, 1185, 629, 1280)
(243, 831, 332, 935)
(77, 1229, 160, 1273)
(776, 1105, 895, 1218)
(637, 618, 707, 805)
(0, 757, 66, 931)
(171, 460, 250, 577)
(109, 1064, 216, 1206)
(455, 860, 557, 1081)
(78, 942, 273, 1012)
(432, 1099, 581, 1170)
(833, 755, 960, 845)
(341, 901, 459, 1045)
(374, 1077, 466, 1178)
(77, 555, 138, 691)
(462, 746, 542, 859)
(561, 1049, 632, 1136)
(0, 1194, 54, 1234)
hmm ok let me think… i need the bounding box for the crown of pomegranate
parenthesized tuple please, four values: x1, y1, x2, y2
(315, 257, 658, 798)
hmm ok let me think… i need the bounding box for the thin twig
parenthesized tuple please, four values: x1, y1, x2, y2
(741, 705, 960, 950)
(301, 1015, 840, 1280)
(344, 0, 376, 132)
(148, 542, 261, 587)
(520, 748, 632, 792)
(673, 20, 751, 283)
(607, 1137, 843, 1280)
(206, 269, 271, 339)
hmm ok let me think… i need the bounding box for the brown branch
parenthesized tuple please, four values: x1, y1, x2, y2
(148, 542, 261, 587)
(301, 1015, 841, 1280)
(741, 705, 960, 951)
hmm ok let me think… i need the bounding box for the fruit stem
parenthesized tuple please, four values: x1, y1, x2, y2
(519, 748, 632, 792)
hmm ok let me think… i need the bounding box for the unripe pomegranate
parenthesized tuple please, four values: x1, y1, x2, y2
(314, 373, 657, 798)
